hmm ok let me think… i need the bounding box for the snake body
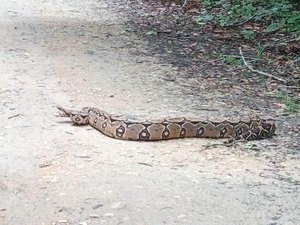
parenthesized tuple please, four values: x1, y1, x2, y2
(57, 106, 276, 141)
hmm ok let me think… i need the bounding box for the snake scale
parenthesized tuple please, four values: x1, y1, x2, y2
(57, 106, 276, 141)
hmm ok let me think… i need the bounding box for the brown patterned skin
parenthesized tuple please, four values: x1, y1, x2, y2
(56, 106, 276, 141)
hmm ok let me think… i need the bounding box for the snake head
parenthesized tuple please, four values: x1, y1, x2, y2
(258, 119, 276, 139)
(56, 106, 89, 125)
(262, 119, 276, 134)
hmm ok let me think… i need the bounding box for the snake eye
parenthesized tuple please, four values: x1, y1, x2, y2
(262, 123, 271, 130)
(71, 113, 89, 125)
(71, 114, 83, 124)
(74, 116, 81, 122)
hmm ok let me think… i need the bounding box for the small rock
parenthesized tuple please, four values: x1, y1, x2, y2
(92, 203, 103, 209)
(177, 214, 186, 219)
(89, 214, 100, 218)
(111, 201, 126, 209)
(74, 153, 90, 158)
(122, 217, 129, 222)
(79, 221, 89, 225)
(104, 213, 114, 217)
(50, 177, 58, 183)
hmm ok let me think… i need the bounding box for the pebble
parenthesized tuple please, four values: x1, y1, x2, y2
(111, 201, 126, 209)
(79, 222, 89, 225)
(104, 213, 114, 217)
(92, 203, 103, 209)
(89, 214, 100, 218)
(177, 214, 186, 219)
(74, 153, 90, 158)
(122, 217, 129, 222)
(50, 177, 58, 183)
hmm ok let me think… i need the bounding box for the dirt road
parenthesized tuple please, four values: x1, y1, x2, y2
(0, 0, 299, 224)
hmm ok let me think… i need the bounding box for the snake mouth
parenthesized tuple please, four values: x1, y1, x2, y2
(56, 106, 71, 117)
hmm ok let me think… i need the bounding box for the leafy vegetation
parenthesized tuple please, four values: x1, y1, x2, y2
(219, 55, 243, 65)
(145, 29, 158, 36)
(195, 0, 300, 36)
(241, 29, 254, 40)
(275, 90, 299, 112)
(255, 42, 265, 59)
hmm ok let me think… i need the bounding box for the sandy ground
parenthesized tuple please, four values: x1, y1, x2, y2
(0, 0, 299, 225)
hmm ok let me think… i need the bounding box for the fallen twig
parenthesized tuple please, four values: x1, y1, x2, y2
(239, 47, 287, 83)
(236, 12, 258, 26)
(284, 86, 300, 89)
(221, 54, 264, 61)
(0, 90, 10, 94)
(138, 162, 153, 167)
(181, 0, 188, 9)
(288, 57, 300, 66)
(8, 113, 21, 119)
(39, 162, 52, 168)
(222, 12, 258, 27)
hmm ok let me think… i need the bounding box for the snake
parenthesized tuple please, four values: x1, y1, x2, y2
(56, 106, 276, 141)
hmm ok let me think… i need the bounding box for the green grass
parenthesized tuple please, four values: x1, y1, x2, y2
(256, 43, 265, 59)
(276, 90, 299, 112)
(220, 55, 243, 65)
(241, 29, 254, 40)
(197, 0, 300, 36)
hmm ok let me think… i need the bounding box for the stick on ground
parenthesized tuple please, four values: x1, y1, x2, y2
(239, 47, 287, 83)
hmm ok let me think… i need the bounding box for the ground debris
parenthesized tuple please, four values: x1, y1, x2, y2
(111, 201, 126, 209)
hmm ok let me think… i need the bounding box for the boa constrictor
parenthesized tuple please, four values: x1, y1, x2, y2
(57, 106, 276, 141)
